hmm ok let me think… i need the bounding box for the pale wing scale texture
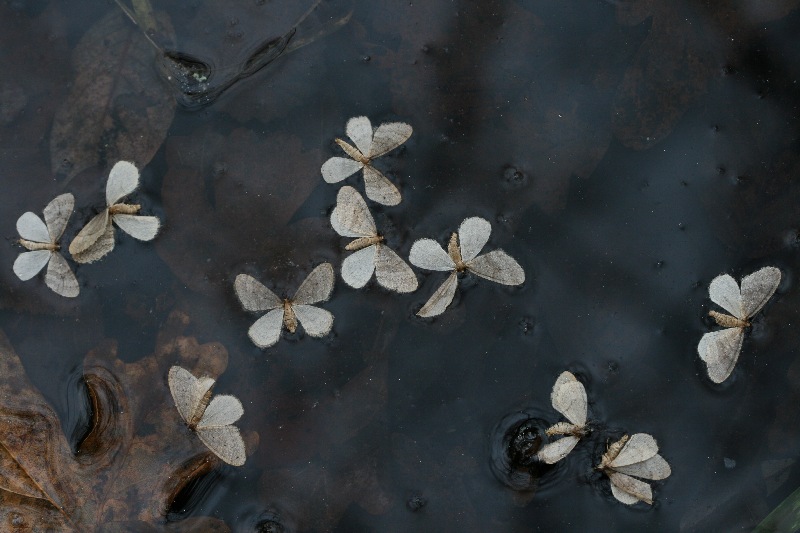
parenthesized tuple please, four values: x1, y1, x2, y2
(457, 217, 492, 262)
(614, 454, 671, 480)
(234, 274, 282, 311)
(106, 160, 140, 205)
(552, 379, 588, 427)
(740, 266, 781, 318)
(198, 395, 244, 428)
(537, 435, 580, 464)
(553, 370, 577, 391)
(345, 116, 373, 156)
(71, 222, 115, 264)
(368, 122, 413, 158)
(43, 193, 74, 242)
(362, 165, 401, 206)
(467, 250, 525, 285)
(610, 433, 659, 468)
(13, 250, 51, 281)
(375, 245, 418, 293)
(708, 274, 744, 319)
(698, 328, 745, 384)
(321, 157, 363, 184)
(409, 239, 456, 271)
(417, 271, 459, 318)
(168, 366, 204, 424)
(341, 246, 377, 289)
(609, 472, 653, 505)
(197, 426, 246, 466)
(69, 210, 110, 255)
(293, 304, 334, 337)
(330, 186, 376, 238)
(45, 253, 79, 297)
(16, 212, 50, 243)
(248, 308, 285, 348)
(293, 263, 335, 305)
(113, 214, 160, 241)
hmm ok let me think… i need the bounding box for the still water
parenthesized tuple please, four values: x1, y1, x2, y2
(2, 0, 800, 531)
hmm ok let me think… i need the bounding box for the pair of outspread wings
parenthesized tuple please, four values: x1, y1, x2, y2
(321, 116, 412, 206)
(330, 186, 418, 293)
(168, 366, 246, 466)
(235, 263, 335, 348)
(602, 434, 671, 505)
(537, 371, 588, 464)
(14, 193, 79, 297)
(698, 266, 781, 383)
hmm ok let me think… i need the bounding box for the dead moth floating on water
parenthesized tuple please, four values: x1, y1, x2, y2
(408, 217, 524, 317)
(235, 263, 335, 349)
(68, 161, 160, 263)
(597, 433, 671, 505)
(330, 186, 418, 293)
(537, 371, 588, 464)
(13, 193, 79, 297)
(321, 116, 412, 206)
(168, 365, 246, 466)
(698, 266, 781, 384)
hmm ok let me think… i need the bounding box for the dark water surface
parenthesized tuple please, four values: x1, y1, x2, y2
(2, 0, 800, 531)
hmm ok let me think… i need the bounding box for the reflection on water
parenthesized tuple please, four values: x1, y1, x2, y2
(2, 0, 800, 531)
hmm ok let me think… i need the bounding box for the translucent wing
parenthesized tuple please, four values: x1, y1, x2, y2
(234, 274, 282, 311)
(16, 212, 50, 243)
(106, 161, 140, 205)
(71, 223, 115, 264)
(45, 253, 79, 297)
(197, 395, 244, 428)
(13, 250, 51, 281)
(610, 433, 659, 468)
(321, 157, 364, 184)
(43, 193, 74, 242)
(551, 372, 587, 427)
(375, 245, 418, 293)
(740, 266, 781, 318)
(708, 274, 744, 320)
(248, 308, 285, 348)
(330, 186, 376, 238)
(293, 304, 334, 337)
(69, 210, 110, 255)
(368, 122, 412, 158)
(614, 454, 671, 480)
(341, 245, 376, 289)
(293, 263, 335, 305)
(609, 472, 653, 505)
(409, 239, 455, 271)
(537, 435, 580, 464)
(467, 250, 525, 285)
(196, 426, 246, 466)
(362, 165, 401, 206)
(458, 217, 492, 262)
(417, 271, 459, 318)
(168, 366, 215, 425)
(113, 214, 160, 241)
(698, 328, 745, 384)
(345, 116, 373, 156)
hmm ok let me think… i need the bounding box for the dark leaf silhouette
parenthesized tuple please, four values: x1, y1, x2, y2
(49, 8, 175, 182)
(0, 311, 253, 531)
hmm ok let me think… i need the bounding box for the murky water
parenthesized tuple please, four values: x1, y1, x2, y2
(2, 0, 800, 531)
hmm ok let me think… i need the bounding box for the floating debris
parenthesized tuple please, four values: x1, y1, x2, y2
(330, 186, 418, 293)
(168, 365, 246, 466)
(597, 433, 671, 505)
(698, 266, 781, 383)
(321, 116, 412, 206)
(408, 217, 524, 317)
(13, 193, 79, 297)
(69, 161, 160, 263)
(537, 371, 588, 464)
(234, 263, 335, 349)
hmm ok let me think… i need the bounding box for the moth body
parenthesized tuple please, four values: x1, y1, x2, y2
(709, 310, 748, 328)
(335, 138, 370, 164)
(108, 203, 141, 216)
(188, 389, 214, 430)
(346, 235, 384, 251)
(283, 299, 298, 333)
(19, 239, 59, 252)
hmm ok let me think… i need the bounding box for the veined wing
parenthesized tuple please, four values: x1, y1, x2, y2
(235, 274, 282, 311)
(17, 212, 50, 243)
(330, 186, 376, 238)
(168, 366, 215, 425)
(345, 116, 373, 156)
(409, 239, 455, 271)
(321, 157, 364, 184)
(69, 210, 110, 255)
(196, 426, 246, 466)
(248, 308, 285, 348)
(467, 250, 525, 285)
(740, 266, 780, 318)
(363, 165, 401, 206)
(375, 245, 418, 293)
(13, 250, 51, 281)
(551, 372, 587, 427)
(610, 433, 659, 468)
(113, 214, 160, 241)
(70, 222, 115, 264)
(43, 193, 74, 242)
(293, 263, 334, 305)
(45, 253, 79, 297)
(613, 454, 671, 480)
(537, 435, 580, 464)
(698, 328, 744, 384)
(341, 245, 376, 289)
(293, 304, 334, 337)
(417, 271, 458, 318)
(197, 395, 243, 428)
(457, 217, 491, 262)
(708, 274, 744, 320)
(106, 161, 140, 205)
(368, 122, 412, 158)
(609, 472, 653, 505)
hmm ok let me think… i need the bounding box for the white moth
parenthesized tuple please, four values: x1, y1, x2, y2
(408, 217, 524, 317)
(168, 365, 246, 466)
(320, 116, 412, 206)
(13, 193, 79, 298)
(698, 266, 781, 384)
(330, 186, 418, 293)
(536, 371, 588, 464)
(234, 262, 335, 349)
(597, 433, 671, 505)
(68, 161, 161, 264)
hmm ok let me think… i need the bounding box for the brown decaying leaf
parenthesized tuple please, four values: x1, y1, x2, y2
(0, 311, 254, 531)
(50, 8, 176, 182)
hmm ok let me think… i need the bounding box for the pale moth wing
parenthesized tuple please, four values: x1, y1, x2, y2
(43, 193, 74, 242)
(292, 263, 335, 305)
(467, 250, 525, 285)
(13, 251, 51, 281)
(698, 328, 745, 384)
(106, 160, 140, 205)
(538, 436, 581, 465)
(321, 157, 363, 184)
(458, 217, 492, 262)
(363, 164, 401, 206)
(345, 115, 373, 156)
(417, 271, 459, 318)
(45, 253, 79, 297)
(409, 239, 455, 271)
(234, 274, 283, 312)
(613, 454, 672, 480)
(198, 395, 244, 427)
(609, 472, 653, 505)
(71, 222, 115, 264)
(551, 372, 588, 427)
(69, 210, 110, 257)
(168, 366, 215, 425)
(16, 212, 50, 243)
(196, 426, 246, 467)
(367, 122, 413, 159)
(374, 245, 418, 293)
(330, 186, 377, 238)
(248, 308, 285, 348)
(113, 214, 160, 241)
(292, 305, 334, 337)
(708, 274, 745, 319)
(609, 433, 659, 468)
(740, 266, 781, 318)
(341, 246, 377, 289)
